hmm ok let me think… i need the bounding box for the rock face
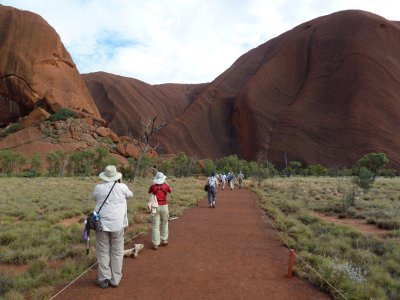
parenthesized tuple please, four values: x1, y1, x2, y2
(152, 10, 400, 168)
(0, 5, 138, 166)
(2, 5, 400, 170)
(83, 72, 207, 138)
(0, 5, 101, 127)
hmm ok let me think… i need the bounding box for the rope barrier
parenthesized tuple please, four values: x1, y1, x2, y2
(51, 202, 194, 299)
(259, 200, 348, 300)
(50, 261, 98, 300)
(52, 196, 216, 298)
(50, 231, 145, 299)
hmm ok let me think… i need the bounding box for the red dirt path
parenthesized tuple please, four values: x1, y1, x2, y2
(53, 188, 330, 300)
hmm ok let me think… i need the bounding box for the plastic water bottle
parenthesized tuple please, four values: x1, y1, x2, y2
(93, 211, 99, 221)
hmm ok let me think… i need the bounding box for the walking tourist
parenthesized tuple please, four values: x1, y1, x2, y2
(93, 165, 133, 289)
(227, 172, 235, 190)
(148, 172, 172, 250)
(206, 172, 218, 208)
(220, 173, 226, 190)
(238, 171, 245, 189)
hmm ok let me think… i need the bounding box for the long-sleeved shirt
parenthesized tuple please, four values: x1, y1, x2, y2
(93, 181, 133, 232)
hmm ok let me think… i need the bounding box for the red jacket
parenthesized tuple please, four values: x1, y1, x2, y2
(148, 183, 172, 205)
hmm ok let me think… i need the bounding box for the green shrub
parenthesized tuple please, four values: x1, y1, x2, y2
(353, 167, 375, 191)
(46, 151, 67, 176)
(49, 108, 77, 122)
(0, 232, 18, 246)
(4, 123, 22, 136)
(0, 272, 15, 296)
(0, 150, 27, 175)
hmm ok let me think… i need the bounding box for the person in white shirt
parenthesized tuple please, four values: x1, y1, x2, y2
(206, 172, 218, 208)
(220, 173, 226, 190)
(93, 165, 133, 289)
(238, 171, 245, 189)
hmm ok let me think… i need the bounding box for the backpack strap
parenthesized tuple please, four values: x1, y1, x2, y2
(97, 182, 117, 213)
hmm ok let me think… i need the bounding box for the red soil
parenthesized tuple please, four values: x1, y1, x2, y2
(316, 213, 389, 239)
(53, 189, 330, 299)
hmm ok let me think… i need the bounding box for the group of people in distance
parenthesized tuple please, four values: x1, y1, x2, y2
(91, 165, 172, 289)
(205, 171, 245, 208)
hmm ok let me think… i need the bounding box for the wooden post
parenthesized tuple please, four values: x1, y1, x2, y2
(287, 249, 295, 277)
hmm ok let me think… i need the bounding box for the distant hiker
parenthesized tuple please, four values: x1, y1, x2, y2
(220, 173, 226, 190)
(148, 172, 172, 250)
(93, 165, 133, 289)
(226, 172, 232, 188)
(238, 171, 245, 189)
(227, 172, 235, 190)
(206, 172, 218, 208)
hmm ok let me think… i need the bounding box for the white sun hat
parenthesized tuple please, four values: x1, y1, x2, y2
(99, 165, 122, 182)
(153, 172, 166, 184)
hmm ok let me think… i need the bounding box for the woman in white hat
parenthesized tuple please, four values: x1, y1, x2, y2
(93, 165, 133, 289)
(148, 171, 172, 250)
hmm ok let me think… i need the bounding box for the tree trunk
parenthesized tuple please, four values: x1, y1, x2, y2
(130, 150, 146, 183)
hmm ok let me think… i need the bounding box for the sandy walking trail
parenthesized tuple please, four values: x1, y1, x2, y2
(54, 188, 330, 300)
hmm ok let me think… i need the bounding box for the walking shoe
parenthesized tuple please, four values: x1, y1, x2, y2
(209, 204, 212, 208)
(95, 279, 109, 289)
(134, 243, 144, 256)
(162, 240, 168, 246)
(212, 201, 215, 208)
(152, 245, 158, 250)
(109, 282, 119, 288)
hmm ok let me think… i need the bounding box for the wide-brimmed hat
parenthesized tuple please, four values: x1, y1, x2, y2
(99, 165, 122, 182)
(153, 172, 166, 184)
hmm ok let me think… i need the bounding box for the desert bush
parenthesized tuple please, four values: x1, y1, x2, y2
(49, 108, 77, 122)
(0, 271, 15, 297)
(203, 159, 216, 175)
(4, 123, 22, 136)
(67, 149, 95, 176)
(379, 168, 397, 178)
(356, 152, 389, 179)
(93, 147, 118, 174)
(0, 150, 27, 176)
(353, 167, 375, 191)
(46, 151, 67, 176)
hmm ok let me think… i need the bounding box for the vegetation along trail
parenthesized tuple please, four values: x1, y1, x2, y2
(53, 188, 330, 299)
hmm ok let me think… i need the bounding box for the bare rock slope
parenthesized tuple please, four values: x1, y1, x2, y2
(0, 5, 141, 165)
(154, 10, 400, 168)
(83, 72, 207, 138)
(0, 4, 101, 125)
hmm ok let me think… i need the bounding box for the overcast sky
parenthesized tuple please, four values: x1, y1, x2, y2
(2, 0, 400, 84)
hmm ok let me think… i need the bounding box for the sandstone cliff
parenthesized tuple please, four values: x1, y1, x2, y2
(153, 10, 400, 168)
(0, 4, 101, 126)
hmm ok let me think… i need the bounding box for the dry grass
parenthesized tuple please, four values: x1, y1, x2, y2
(251, 176, 400, 299)
(0, 176, 205, 299)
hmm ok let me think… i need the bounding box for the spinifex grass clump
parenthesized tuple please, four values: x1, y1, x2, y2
(252, 177, 400, 299)
(0, 176, 205, 298)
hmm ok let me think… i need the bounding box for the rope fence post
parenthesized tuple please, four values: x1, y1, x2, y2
(287, 249, 295, 277)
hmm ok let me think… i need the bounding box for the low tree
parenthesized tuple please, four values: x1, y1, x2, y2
(68, 149, 97, 176)
(123, 116, 165, 182)
(31, 153, 41, 175)
(173, 152, 190, 177)
(352, 167, 374, 191)
(46, 151, 67, 176)
(356, 152, 389, 179)
(0, 150, 26, 175)
(203, 159, 216, 176)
